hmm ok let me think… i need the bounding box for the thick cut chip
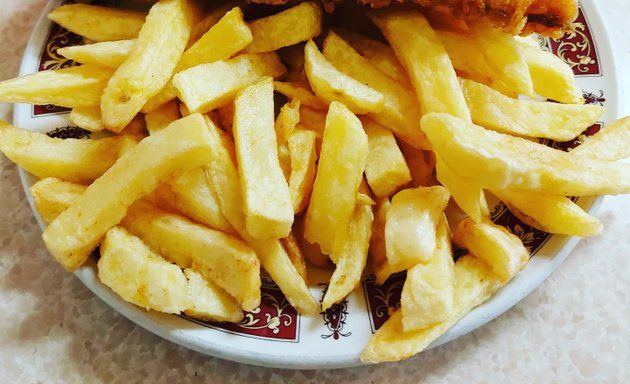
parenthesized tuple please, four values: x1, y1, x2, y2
(280, 232, 308, 283)
(48, 4, 146, 42)
(337, 29, 409, 85)
(189, 2, 239, 44)
(161, 168, 236, 234)
(382, 186, 450, 280)
(438, 30, 495, 85)
(287, 129, 318, 214)
(69, 106, 105, 132)
(0, 121, 139, 184)
(234, 78, 294, 240)
(370, 198, 390, 283)
(0, 65, 113, 108)
(453, 218, 529, 283)
(122, 202, 261, 311)
(246, 2, 322, 54)
(42, 114, 213, 272)
(145, 100, 181, 134)
(101, 0, 194, 131)
(276, 99, 301, 146)
(304, 40, 385, 115)
(58, 40, 135, 68)
(462, 79, 605, 141)
(422, 113, 630, 196)
(174, 53, 286, 114)
(323, 32, 427, 149)
(371, 10, 470, 121)
(143, 7, 253, 112)
(435, 156, 489, 222)
(572, 115, 630, 161)
(401, 217, 454, 332)
(99, 227, 191, 314)
(273, 82, 328, 110)
(494, 190, 602, 237)
(361, 255, 501, 363)
(363, 119, 412, 198)
(30, 178, 86, 224)
(203, 117, 318, 314)
(305, 101, 369, 255)
(184, 268, 244, 323)
(470, 22, 535, 97)
(322, 202, 373, 311)
(518, 41, 584, 104)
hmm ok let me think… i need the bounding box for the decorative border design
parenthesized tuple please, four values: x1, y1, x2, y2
(546, 6, 601, 76)
(319, 284, 352, 340)
(362, 273, 405, 332)
(185, 277, 300, 342)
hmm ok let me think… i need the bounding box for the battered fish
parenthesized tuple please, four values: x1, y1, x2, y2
(248, 0, 579, 37)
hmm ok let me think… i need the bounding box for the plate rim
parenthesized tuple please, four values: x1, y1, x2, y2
(12, 0, 620, 369)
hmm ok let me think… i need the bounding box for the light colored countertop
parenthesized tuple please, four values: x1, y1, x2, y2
(1, 1, 628, 382)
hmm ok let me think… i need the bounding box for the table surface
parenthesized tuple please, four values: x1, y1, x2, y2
(1, 1, 629, 382)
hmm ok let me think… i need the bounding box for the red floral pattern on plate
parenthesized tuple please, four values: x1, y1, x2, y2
(185, 277, 299, 342)
(548, 6, 601, 76)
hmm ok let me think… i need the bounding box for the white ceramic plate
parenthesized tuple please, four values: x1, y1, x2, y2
(14, 0, 622, 369)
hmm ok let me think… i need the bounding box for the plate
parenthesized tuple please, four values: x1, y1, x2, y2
(13, 0, 621, 369)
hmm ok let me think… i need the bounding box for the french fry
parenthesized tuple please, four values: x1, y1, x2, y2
(453, 218, 529, 283)
(41, 113, 213, 271)
(99, 227, 191, 314)
(363, 118, 412, 198)
(304, 40, 385, 115)
(174, 53, 287, 114)
(370, 198, 390, 283)
(273, 81, 328, 110)
(246, 2, 322, 54)
(361, 255, 501, 363)
(294, 215, 329, 267)
(323, 32, 428, 149)
(203, 116, 319, 314)
(143, 7, 253, 113)
(518, 42, 584, 104)
(121, 202, 261, 311)
(401, 217, 454, 332)
(101, 0, 194, 131)
(276, 99, 301, 146)
(494, 190, 602, 237)
(288, 129, 318, 214)
(234, 78, 294, 240)
(399, 142, 436, 188)
(184, 268, 244, 323)
(337, 29, 409, 85)
(30, 178, 86, 224)
(470, 22, 535, 97)
(0, 65, 113, 108)
(48, 4, 146, 42)
(276, 99, 301, 179)
(422, 113, 630, 196)
(145, 100, 181, 134)
(305, 101, 369, 256)
(280, 232, 308, 283)
(160, 168, 236, 234)
(189, 2, 239, 44)
(462, 79, 605, 141)
(435, 156, 489, 222)
(58, 40, 135, 69)
(371, 10, 471, 121)
(69, 106, 105, 132)
(438, 30, 495, 85)
(322, 201, 373, 311)
(380, 186, 450, 281)
(0, 121, 139, 184)
(572, 115, 630, 161)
